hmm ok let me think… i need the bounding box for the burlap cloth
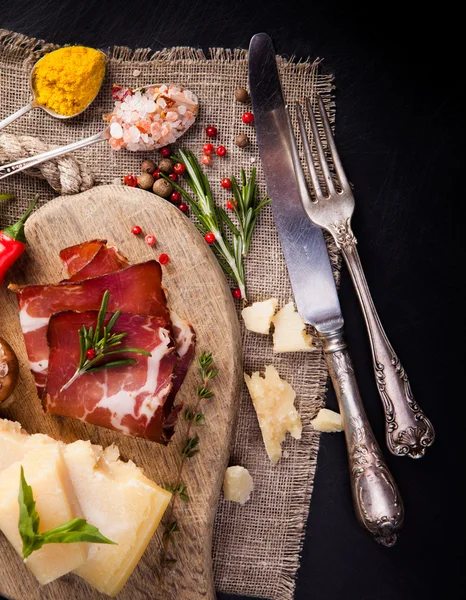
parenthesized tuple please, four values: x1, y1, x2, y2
(0, 29, 339, 600)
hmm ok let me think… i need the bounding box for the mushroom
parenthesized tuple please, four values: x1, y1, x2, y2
(0, 337, 19, 405)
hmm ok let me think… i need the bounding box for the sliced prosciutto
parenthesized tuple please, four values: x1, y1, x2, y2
(59, 240, 196, 398)
(10, 261, 170, 393)
(44, 311, 179, 443)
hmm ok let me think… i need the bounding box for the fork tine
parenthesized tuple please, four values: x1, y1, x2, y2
(295, 102, 323, 200)
(284, 105, 315, 209)
(305, 97, 335, 196)
(317, 95, 350, 191)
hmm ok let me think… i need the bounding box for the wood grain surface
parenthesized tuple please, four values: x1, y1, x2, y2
(0, 185, 242, 600)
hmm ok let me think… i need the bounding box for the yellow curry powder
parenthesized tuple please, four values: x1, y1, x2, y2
(32, 46, 106, 116)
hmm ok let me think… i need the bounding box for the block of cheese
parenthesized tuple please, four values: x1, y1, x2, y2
(0, 419, 56, 471)
(272, 302, 314, 353)
(0, 440, 87, 585)
(64, 440, 172, 597)
(223, 466, 253, 505)
(244, 365, 302, 463)
(311, 408, 344, 432)
(241, 298, 278, 334)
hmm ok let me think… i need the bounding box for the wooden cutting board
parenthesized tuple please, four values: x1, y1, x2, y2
(0, 185, 242, 600)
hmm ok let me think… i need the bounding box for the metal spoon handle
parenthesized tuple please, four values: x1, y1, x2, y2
(0, 102, 36, 131)
(320, 329, 404, 546)
(0, 131, 106, 180)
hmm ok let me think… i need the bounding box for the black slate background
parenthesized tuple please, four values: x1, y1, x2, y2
(0, 1, 462, 599)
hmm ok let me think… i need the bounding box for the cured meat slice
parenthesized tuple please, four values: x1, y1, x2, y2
(63, 241, 130, 282)
(60, 241, 196, 396)
(10, 261, 171, 394)
(59, 240, 106, 276)
(44, 311, 178, 444)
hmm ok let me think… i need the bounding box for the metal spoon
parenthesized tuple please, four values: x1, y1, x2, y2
(0, 49, 107, 131)
(0, 85, 198, 182)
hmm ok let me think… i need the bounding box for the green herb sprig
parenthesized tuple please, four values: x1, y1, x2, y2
(18, 466, 115, 560)
(60, 290, 151, 392)
(162, 149, 269, 300)
(158, 352, 217, 582)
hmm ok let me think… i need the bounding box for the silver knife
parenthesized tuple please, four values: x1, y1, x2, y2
(249, 32, 403, 545)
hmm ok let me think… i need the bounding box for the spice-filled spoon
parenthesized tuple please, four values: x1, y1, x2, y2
(0, 84, 198, 181)
(0, 46, 106, 131)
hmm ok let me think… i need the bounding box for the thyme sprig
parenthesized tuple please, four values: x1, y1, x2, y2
(162, 149, 269, 300)
(159, 352, 217, 582)
(60, 290, 151, 392)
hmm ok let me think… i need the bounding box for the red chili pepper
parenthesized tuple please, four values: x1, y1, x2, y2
(0, 196, 37, 286)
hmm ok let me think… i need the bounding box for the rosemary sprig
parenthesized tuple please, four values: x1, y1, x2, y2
(158, 352, 217, 582)
(60, 290, 151, 392)
(162, 149, 269, 300)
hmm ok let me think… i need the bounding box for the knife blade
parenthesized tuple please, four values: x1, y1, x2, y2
(249, 32, 403, 545)
(248, 33, 342, 335)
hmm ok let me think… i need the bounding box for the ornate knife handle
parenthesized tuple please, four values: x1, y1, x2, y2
(333, 225, 434, 458)
(320, 330, 404, 545)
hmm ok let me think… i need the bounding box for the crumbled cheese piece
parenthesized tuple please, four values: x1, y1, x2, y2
(242, 298, 278, 334)
(0, 441, 87, 585)
(272, 302, 314, 353)
(64, 440, 172, 597)
(311, 408, 344, 432)
(223, 466, 254, 505)
(244, 365, 302, 464)
(132, 69, 141, 77)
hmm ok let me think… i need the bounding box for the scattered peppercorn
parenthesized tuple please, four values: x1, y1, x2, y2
(137, 172, 154, 190)
(203, 143, 214, 155)
(221, 177, 232, 189)
(216, 145, 227, 157)
(145, 234, 156, 246)
(158, 158, 174, 174)
(170, 191, 181, 203)
(178, 203, 189, 213)
(232, 288, 242, 299)
(226, 199, 237, 210)
(141, 159, 157, 174)
(173, 162, 186, 175)
(234, 87, 250, 103)
(131, 225, 142, 235)
(235, 134, 249, 148)
(168, 173, 178, 182)
(123, 174, 138, 187)
(159, 253, 170, 265)
(206, 125, 218, 138)
(201, 155, 212, 165)
(204, 232, 216, 244)
(86, 349, 97, 361)
(153, 178, 173, 198)
(242, 112, 254, 124)
(160, 146, 171, 158)
(153, 169, 161, 179)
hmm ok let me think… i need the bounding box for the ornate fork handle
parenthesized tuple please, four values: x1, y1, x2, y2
(331, 219, 435, 458)
(320, 329, 403, 545)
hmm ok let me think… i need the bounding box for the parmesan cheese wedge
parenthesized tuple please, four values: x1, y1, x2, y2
(64, 440, 172, 597)
(311, 408, 344, 432)
(244, 365, 302, 464)
(0, 440, 87, 585)
(241, 298, 278, 334)
(0, 419, 29, 470)
(223, 466, 253, 505)
(272, 302, 314, 353)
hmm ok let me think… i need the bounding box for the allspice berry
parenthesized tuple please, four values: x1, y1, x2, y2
(137, 172, 154, 190)
(234, 87, 249, 103)
(158, 158, 174, 174)
(153, 178, 173, 198)
(141, 159, 157, 174)
(235, 134, 249, 148)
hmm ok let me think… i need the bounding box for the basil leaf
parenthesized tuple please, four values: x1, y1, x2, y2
(18, 466, 41, 559)
(41, 518, 116, 546)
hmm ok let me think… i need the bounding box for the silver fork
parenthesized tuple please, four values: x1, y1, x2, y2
(292, 95, 434, 459)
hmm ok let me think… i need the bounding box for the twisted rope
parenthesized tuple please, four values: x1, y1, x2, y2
(0, 133, 95, 194)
